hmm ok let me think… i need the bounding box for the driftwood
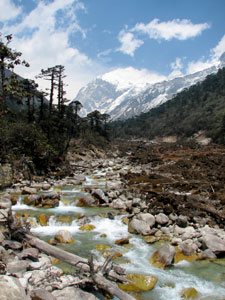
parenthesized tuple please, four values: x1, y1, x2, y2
(25, 234, 135, 300)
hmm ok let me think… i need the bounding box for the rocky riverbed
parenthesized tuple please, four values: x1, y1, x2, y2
(0, 140, 225, 300)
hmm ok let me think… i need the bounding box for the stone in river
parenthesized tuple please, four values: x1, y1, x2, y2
(79, 224, 96, 231)
(150, 244, 175, 269)
(118, 273, 158, 292)
(180, 287, 198, 299)
(54, 230, 75, 244)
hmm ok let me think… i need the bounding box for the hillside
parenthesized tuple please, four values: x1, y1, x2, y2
(112, 67, 225, 144)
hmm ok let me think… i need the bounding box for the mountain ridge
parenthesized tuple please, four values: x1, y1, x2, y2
(74, 53, 225, 120)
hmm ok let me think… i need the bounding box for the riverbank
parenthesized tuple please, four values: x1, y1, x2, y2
(0, 140, 225, 299)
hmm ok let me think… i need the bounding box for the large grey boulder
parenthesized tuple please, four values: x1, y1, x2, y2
(202, 233, 225, 255)
(30, 289, 57, 300)
(136, 213, 155, 228)
(128, 218, 152, 236)
(54, 229, 74, 244)
(0, 275, 27, 300)
(52, 286, 98, 300)
(150, 244, 176, 268)
(155, 213, 169, 225)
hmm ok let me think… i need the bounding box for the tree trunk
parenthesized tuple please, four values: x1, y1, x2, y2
(25, 234, 135, 300)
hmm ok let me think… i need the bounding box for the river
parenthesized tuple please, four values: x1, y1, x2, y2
(12, 166, 225, 300)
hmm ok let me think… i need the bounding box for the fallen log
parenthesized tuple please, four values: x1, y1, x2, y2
(25, 234, 135, 300)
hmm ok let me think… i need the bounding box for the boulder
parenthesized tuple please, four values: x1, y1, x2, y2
(55, 230, 75, 244)
(91, 189, 108, 204)
(30, 289, 57, 300)
(136, 213, 155, 228)
(2, 240, 23, 250)
(180, 287, 198, 299)
(18, 247, 39, 261)
(128, 218, 151, 236)
(0, 275, 27, 300)
(23, 194, 41, 206)
(77, 194, 98, 207)
(150, 244, 176, 269)
(118, 273, 158, 292)
(79, 224, 96, 231)
(115, 237, 130, 245)
(176, 215, 188, 227)
(201, 249, 217, 259)
(179, 241, 198, 256)
(155, 213, 169, 225)
(38, 214, 49, 226)
(0, 197, 12, 209)
(181, 227, 197, 241)
(111, 199, 127, 210)
(201, 233, 225, 255)
(0, 209, 9, 224)
(52, 286, 98, 300)
(7, 260, 30, 274)
(22, 187, 37, 195)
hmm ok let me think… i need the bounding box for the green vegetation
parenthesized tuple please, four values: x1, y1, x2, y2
(0, 33, 110, 172)
(112, 67, 225, 144)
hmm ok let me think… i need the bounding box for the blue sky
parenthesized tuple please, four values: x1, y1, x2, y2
(0, 0, 225, 98)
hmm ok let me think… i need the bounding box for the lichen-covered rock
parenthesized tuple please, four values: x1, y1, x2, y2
(118, 273, 158, 292)
(150, 244, 175, 269)
(115, 237, 130, 245)
(77, 194, 98, 207)
(102, 250, 123, 260)
(0, 164, 13, 189)
(38, 214, 49, 226)
(174, 248, 199, 264)
(79, 224, 96, 231)
(56, 215, 74, 224)
(181, 287, 198, 299)
(54, 230, 75, 244)
(96, 244, 111, 251)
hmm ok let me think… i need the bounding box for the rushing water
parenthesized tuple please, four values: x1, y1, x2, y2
(12, 168, 225, 300)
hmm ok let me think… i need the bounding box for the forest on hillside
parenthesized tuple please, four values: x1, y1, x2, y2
(0, 33, 110, 172)
(112, 67, 225, 144)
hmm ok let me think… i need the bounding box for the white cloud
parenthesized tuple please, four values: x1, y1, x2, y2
(186, 34, 225, 75)
(0, 0, 22, 22)
(186, 59, 214, 74)
(117, 29, 144, 56)
(1, 0, 104, 99)
(171, 57, 183, 71)
(169, 57, 184, 79)
(101, 67, 166, 91)
(211, 34, 225, 59)
(132, 18, 210, 41)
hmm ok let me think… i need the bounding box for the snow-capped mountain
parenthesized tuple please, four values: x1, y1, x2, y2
(74, 53, 225, 121)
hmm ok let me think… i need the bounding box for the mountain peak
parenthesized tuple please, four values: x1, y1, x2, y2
(75, 62, 221, 121)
